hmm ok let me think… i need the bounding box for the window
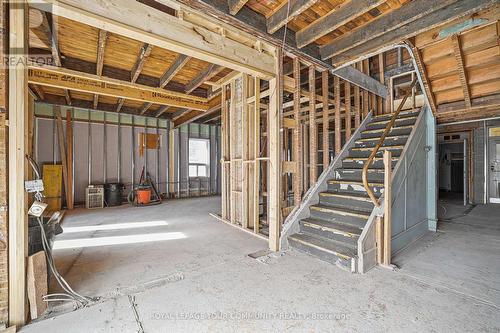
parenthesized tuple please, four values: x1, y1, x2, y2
(189, 138, 210, 177)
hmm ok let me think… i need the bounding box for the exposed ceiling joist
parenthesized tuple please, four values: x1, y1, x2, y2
(185, 64, 223, 94)
(267, 0, 319, 34)
(320, 0, 457, 60)
(227, 0, 248, 15)
(131, 43, 153, 82)
(28, 65, 210, 111)
(140, 102, 153, 115)
(159, 54, 191, 88)
(29, 0, 275, 78)
(94, 29, 108, 109)
(32, 84, 45, 100)
(451, 34, 472, 108)
(296, 0, 385, 49)
(156, 105, 170, 117)
(323, 0, 497, 65)
(174, 0, 387, 97)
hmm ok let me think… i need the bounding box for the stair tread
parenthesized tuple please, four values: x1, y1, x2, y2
(302, 218, 363, 235)
(328, 179, 384, 186)
(310, 203, 371, 217)
(356, 134, 409, 143)
(351, 145, 404, 151)
(362, 125, 413, 134)
(369, 115, 418, 125)
(289, 232, 357, 259)
(320, 191, 374, 202)
(372, 110, 420, 120)
(343, 156, 399, 161)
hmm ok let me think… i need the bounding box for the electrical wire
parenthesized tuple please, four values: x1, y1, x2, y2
(26, 155, 97, 307)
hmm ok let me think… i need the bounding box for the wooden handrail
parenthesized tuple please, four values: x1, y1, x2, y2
(362, 77, 418, 207)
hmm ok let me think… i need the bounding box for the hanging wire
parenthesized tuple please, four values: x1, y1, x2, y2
(26, 155, 98, 307)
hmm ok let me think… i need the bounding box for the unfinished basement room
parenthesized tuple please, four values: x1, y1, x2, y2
(0, 0, 498, 332)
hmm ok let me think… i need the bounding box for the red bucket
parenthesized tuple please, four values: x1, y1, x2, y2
(136, 188, 151, 204)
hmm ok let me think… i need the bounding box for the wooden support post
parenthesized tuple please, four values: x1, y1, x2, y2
(378, 52, 385, 84)
(241, 74, 249, 229)
(345, 81, 351, 141)
(54, 107, 71, 210)
(8, 0, 28, 326)
(220, 85, 228, 219)
(363, 89, 369, 118)
(292, 57, 302, 207)
(383, 150, 392, 266)
(268, 49, 282, 251)
(322, 71, 329, 170)
(65, 109, 74, 209)
(168, 128, 175, 196)
(376, 216, 383, 264)
(354, 85, 360, 129)
(308, 66, 317, 183)
(253, 78, 260, 234)
(334, 76, 341, 154)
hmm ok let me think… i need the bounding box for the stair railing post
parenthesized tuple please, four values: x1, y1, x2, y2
(383, 150, 392, 266)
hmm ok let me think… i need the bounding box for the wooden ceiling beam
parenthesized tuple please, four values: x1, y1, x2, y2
(296, 0, 385, 49)
(173, 0, 386, 96)
(407, 39, 437, 115)
(320, 0, 457, 60)
(30, 0, 275, 78)
(155, 105, 170, 117)
(267, 0, 319, 34)
(159, 54, 191, 88)
(185, 64, 223, 94)
(173, 92, 221, 127)
(28, 64, 210, 111)
(31, 84, 45, 100)
(228, 0, 249, 15)
(140, 102, 153, 115)
(451, 34, 472, 108)
(94, 29, 108, 109)
(323, 0, 496, 65)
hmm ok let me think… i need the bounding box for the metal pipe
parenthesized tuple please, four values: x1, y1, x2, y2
(187, 124, 190, 197)
(177, 128, 181, 197)
(117, 113, 121, 182)
(156, 118, 160, 191)
(484, 120, 488, 204)
(88, 110, 92, 185)
(132, 116, 135, 188)
(165, 120, 170, 198)
(144, 117, 148, 176)
(52, 110, 56, 164)
(103, 112, 107, 183)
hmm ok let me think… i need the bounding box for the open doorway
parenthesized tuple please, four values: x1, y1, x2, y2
(438, 133, 469, 206)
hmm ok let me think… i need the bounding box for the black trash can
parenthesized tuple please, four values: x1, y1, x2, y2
(104, 183, 124, 207)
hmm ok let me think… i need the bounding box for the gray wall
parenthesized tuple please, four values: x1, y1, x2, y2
(34, 103, 221, 205)
(391, 107, 436, 254)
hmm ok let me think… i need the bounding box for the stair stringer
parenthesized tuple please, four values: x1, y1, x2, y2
(280, 112, 374, 251)
(357, 108, 426, 273)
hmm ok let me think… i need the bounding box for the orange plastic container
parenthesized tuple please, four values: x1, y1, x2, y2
(136, 188, 151, 204)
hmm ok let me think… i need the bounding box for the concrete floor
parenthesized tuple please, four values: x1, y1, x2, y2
(21, 196, 499, 332)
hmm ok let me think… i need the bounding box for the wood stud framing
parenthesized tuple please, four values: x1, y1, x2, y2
(308, 66, 317, 183)
(321, 70, 329, 170)
(334, 76, 341, 154)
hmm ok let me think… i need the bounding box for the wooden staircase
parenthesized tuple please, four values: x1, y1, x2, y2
(288, 110, 421, 272)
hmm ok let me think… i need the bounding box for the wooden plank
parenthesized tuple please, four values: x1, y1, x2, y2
(155, 105, 170, 117)
(55, 106, 71, 209)
(65, 109, 74, 209)
(408, 39, 438, 114)
(27, 251, 48, 320)
(451, 34, 472, 108)
(28, 65, 210, 111)
(140, 102, 153, 115)
(268, 50, 282, 251)
(308, 66, 317, 183)
(241, 74, 249, 229)
(292, 57, 302, 207)
(282, 117, 296, 129)
(383, 150, 392, 266)
(267, 0, 319, 34)
(327, 0, 497, 65)
(159, 54, 191, 88)
(185, 64, 223, 94)
(332, 66, 387, 98)
(334, 76, 341, 154)
(168, 129, 175, 196)
(8, 1, 28, 325)
(31, 0, 276, 79)
(253, 77, 260, 234)
(296, 0, 385, 48)
(345, 81, 351, 140)
(321, 70, 329, 169)
(131, 43, 153, 83)
(320, 0, 458, 60)
(93, 29, 107, 109)
(282, 161, 297, 174)
(228, 0, 248, 15)
(354, 84, 360, 128)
